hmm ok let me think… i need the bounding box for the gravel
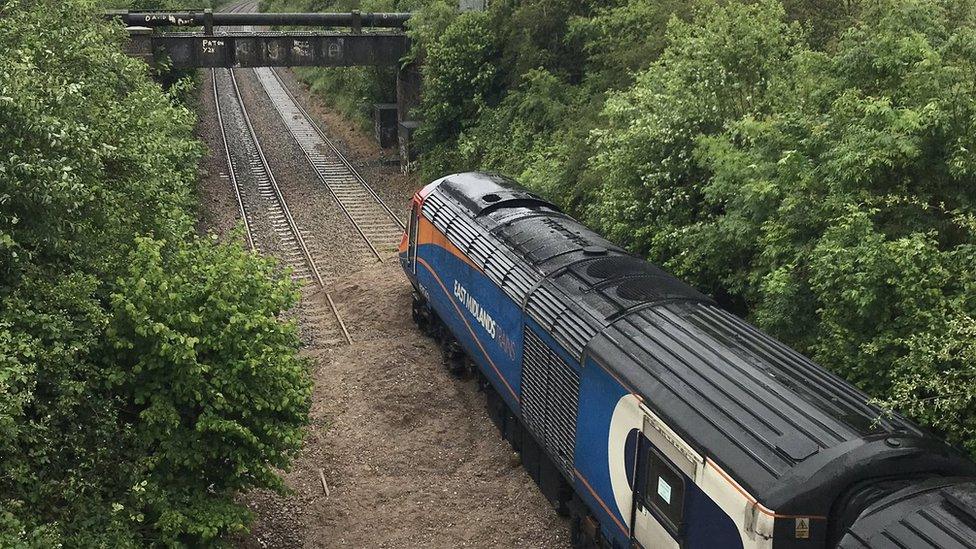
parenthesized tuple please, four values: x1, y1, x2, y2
(233, 67, 378, 282)
(195, 69, 243, 242)
(239, 261, 570, 549)
(271, 68, 418, 214)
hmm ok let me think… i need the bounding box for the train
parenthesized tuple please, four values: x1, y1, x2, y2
(397, 172, 976, 548)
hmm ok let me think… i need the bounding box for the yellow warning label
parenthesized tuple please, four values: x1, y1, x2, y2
(795, 517, 810, 539)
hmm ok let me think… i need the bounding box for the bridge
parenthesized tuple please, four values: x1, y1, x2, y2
(108, 11, 411, 68)
(108, 10, 420, 162)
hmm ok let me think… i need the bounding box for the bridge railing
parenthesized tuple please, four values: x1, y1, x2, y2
(104, 10, 411, 34)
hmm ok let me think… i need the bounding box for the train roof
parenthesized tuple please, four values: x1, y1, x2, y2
(837, 478, 976, 548)
(421, 172, 974, 514)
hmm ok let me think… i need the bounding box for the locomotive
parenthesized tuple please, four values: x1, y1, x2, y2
(397, 172, 976, 548)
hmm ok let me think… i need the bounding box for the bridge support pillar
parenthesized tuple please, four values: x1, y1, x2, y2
(203, 9, 214, 35)
(395, 63, 421, 171)
(124, 27, 154, 65)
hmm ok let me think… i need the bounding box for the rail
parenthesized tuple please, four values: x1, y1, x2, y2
(212, 65, 352, 344)
(255, 66, 404, 262)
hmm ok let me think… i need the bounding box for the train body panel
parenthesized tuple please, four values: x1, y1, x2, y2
(409, 230, 524, 410)
(403, 222, 751, 548)
(572, 354, 634, 541)
(398, 172, 976, 548)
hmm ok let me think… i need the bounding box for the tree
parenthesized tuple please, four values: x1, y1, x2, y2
(417, 9, 500, 180)
(592, 0, 976, 448)
(590, 0, 804, 303)
(0, 1, 310, 544)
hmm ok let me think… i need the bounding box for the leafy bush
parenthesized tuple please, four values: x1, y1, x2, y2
(453, 69, 598, 209)
(0, 0, 310, 545)
(566, 0, 698, 90)
(416, 11, 499, 151)
(106, 236, 309, 542)
(591, 0, 804, 265)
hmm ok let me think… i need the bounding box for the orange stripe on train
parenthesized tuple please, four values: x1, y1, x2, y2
(403, 212, 481, 272)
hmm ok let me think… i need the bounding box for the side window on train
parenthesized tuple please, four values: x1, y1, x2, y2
(408, 201, 419, 270)
(408, 203, 418, 243)
(643, 448, 686, 532)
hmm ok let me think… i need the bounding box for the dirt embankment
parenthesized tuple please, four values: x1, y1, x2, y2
(194, 67, 570, 548)
(242, 260, 570, 548)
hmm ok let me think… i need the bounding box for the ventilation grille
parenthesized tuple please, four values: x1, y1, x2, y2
(423, 189, 540, 305)
(586, 256, 651, 279)
(616, 277, 667, 301)
(423, 192, 453, 233)
(552, 311, 598, 359)
(521, 329, 581, 477)
(500, 263, 536, 304)
(525, 285, 597, 360)
(526, 286, 564, 328)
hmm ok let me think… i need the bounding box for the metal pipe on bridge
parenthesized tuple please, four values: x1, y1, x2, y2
(104, 10, 411, 29)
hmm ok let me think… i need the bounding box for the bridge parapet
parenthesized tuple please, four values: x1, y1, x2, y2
(106, 10, 410, 32)
(114, 11, 420, 168)
(137, 31, 409, 69)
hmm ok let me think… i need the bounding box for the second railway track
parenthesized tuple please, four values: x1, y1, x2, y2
(254, 66, 405, 261)
(212, 0, 406, 346)
(213, 68, 318, 282)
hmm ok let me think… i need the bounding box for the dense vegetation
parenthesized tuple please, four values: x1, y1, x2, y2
(0, 1, 310, 545)
(268, 0, 976, 453)
(2, 0, 974, 543)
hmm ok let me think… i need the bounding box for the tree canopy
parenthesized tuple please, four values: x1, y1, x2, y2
(0, 1, 310, 545)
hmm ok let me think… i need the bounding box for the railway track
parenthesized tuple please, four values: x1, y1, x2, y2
(212, 64, 351, 345)
(213, 69, 315, 280)
(212, 0, 407, 346)
(224, 0, 403, 264)
(254, 66, 405, 261)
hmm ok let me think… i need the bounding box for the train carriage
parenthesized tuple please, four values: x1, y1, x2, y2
(398, 172, 976, 548)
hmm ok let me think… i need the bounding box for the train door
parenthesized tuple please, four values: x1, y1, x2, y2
(632, 414, 699, 548)
(407, 199, 419, 274)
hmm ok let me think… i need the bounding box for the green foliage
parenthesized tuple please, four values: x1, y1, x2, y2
(415, 0, 729, 198)
(403, 0, 458, 62)
(591, 0, 976, 449)
(98, 0, 228, 8)
(567, 0, 697, 90)
(106, 236, 309, 542)
(1, 0, 310, 545)
(485, 0, 589, 84)
(780, 0, 856, 49)
(416, 10, 499, 177)
(407, 0, 976, 455)
(295, 64, 397, 127)
(453, 69, 598, 209)
(592, 0, 804, 264)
